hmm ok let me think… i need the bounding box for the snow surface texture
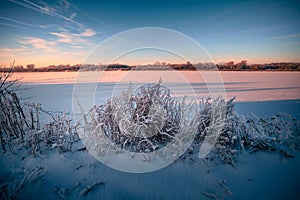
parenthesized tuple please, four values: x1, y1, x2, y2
(11, 71, 300, 102)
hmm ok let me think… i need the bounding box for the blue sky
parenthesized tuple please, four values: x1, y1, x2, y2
(0, 0, 300, 67)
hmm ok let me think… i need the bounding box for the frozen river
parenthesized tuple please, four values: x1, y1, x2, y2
(12, 71, 300, 118)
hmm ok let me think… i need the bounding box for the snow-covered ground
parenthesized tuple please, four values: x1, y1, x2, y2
(13, 71, 300, 114)
(1, 71, 299, 199)
(11, 71, 300, 102)
(1, 146, 300, 200)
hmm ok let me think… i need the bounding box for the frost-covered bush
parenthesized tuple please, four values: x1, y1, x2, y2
(95, 80, 192, 153)
(23, 105, 80, 155)
(0, 68, 79, 155)
(239, 113, 300, 156)
(195, 96, 300, 166)
(0, 68, 28, 153)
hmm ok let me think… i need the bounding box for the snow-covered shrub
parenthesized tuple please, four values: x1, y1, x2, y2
(23, 106, 80, 155)
(0, 67, 79, 155)
(239, 113, 300, 156)
(94, 80, 194, 153)
(0, 68, 28, 153)
(195, 96, 300, 166)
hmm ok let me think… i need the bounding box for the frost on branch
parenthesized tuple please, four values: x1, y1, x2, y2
(195, 96, 300, 166)
(197, 97, 227, 159)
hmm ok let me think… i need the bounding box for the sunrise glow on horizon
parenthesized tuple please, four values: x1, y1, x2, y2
(1, 0, 300, 68)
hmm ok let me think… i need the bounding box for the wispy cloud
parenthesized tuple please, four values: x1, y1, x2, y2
(4, 2, 97, 49)
(49, 28, 96, 44)
(0, 16, 35, 28)
(81, 29, 97, 37)
(8, 0, 99, 42)
(272, 33, 300, 40)
(50, 32, 73, 44)
(0, 38, 89, 67)
(9, 0, 74, 22)
(16, 36, 92, 55)
(0, 46, 33, 66)
(0, 21, 28, 30)
(1, 46, 27, 52)
(58, 0, 71, 9)
(19, 37, 58, 53)
(73, 3, 106, 26)
(8, 0, 96, 31)
(0, 15, 39, 30)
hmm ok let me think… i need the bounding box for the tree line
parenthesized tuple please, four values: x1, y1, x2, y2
(0, 60, 299, 72)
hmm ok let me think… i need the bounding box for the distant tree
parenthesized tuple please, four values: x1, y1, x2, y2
(153, 62, 160, 66)
(26, 64, 35, 71)
(226, 61, 234, 68)
(13, 65, 24, 72)
(235, 60, 248, 70)
(240, 60, 247, 66)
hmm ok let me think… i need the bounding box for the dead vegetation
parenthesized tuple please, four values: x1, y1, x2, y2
(0, 64, 80, 156)
(0, 62, 28, 153)
(194, 96, 300, 167)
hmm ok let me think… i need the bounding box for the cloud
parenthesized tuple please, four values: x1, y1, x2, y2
(272, 33, 300, 40)
(19, 37, 58, 53)
(81, 29, 96, 37)
(49, 28, 96, 45)
(50, 32, 73, 43)
(21, 0, 71, 21)
(49, 31, 82, 44)
(0, 39, 89, 67)
(73, 3, 106, 26)
(58, 0, 71, 9)
(8, 0, 55, 17)
(1, 46, 28, 52)
(0, 16, 35, 28)
(17, 36, 92, 56)
(0, 21, 28, 30)
(8, 0, 98, 43)
(0, 46, 29, 58)
(8, 0, 96, 32)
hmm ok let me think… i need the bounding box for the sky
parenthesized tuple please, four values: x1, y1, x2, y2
(0, 0, 300, 67)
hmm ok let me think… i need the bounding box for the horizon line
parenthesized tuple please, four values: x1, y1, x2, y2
(2, 60, 300, 68)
